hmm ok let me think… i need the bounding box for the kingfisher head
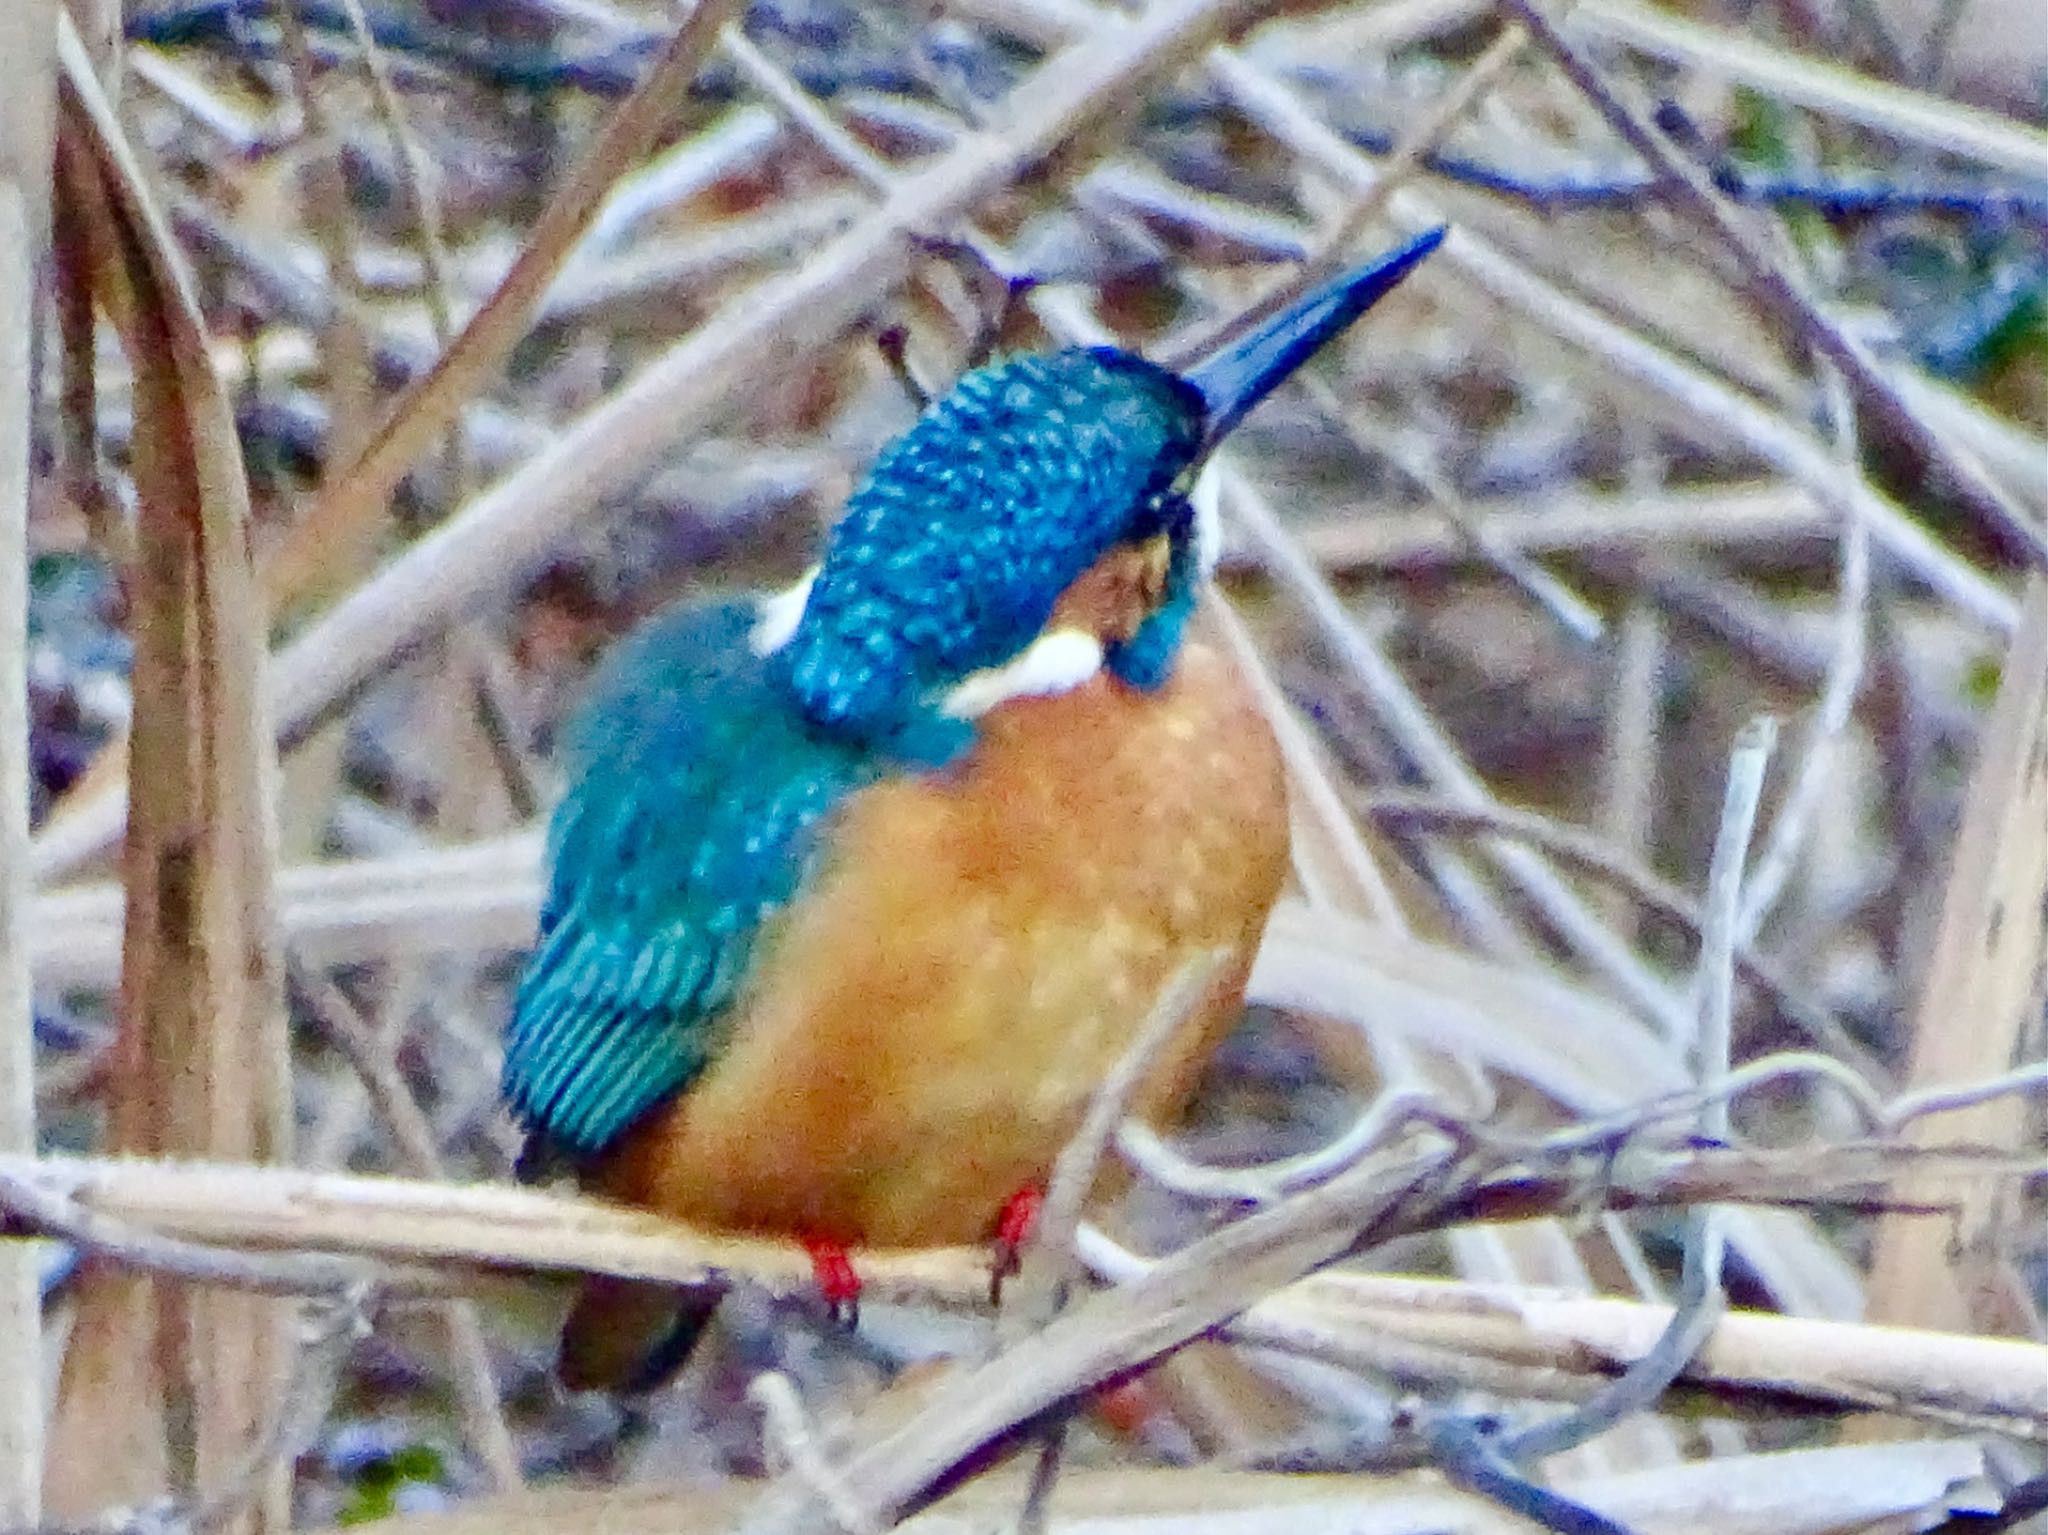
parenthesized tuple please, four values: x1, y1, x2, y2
(758, 227, 1445, 756)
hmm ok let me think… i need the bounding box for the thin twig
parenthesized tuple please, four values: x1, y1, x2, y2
(748, 1373, 882, 1535)
(256, 0, 744, 616)
(1004, 950, 1229, 1339)
(1498, 0, 2047, 570)
(1117, 1081, 1448, 1205)
(1690, 716, 1778, 1127)
(1353, 789, 1880, 1078)
(187, 1290, 373, 1534)
(297, 970, 524, 1490)
(1204, 50, 2018, 635)
(1736, 374, 1870, 943)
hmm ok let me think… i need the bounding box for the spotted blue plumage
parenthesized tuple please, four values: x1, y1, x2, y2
(778, 348, 1204, 738)
(504, 350, 1208, 1169)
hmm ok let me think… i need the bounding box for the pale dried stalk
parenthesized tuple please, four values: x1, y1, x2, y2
(333, 0, 457, 353)
(735, 1148, 1467, 1532)
(1500, 0, 2045, 570)
(302, 979, 522, 1490)
(1166, 16, 1526, 370)
(260, 0, 744, 617)
(272, 0, 376, 475)
(1202, 51, 2018, 635)
(47, 16, 289, 1525)
(1501, 720, 1775, 1467)
(1202, 599, 1406, 924)
(1690, 718, 1777, 1129)
(2, 1149, 2042, 1431)
(1594, 602, 1664, 940)
(1867, 575, 2048, 1335)
(1737, 376, 1871, 944)
(747, 1375, 881, 1535)
(1220, 465, 1690, 1036)
(1253, 1272, 2048, 1438)
(0, 1, 59, 1518)
(1247, 483, 1833, 572)
(1575, 0, 2045, 176)
(1004, 951, 1228, 1341)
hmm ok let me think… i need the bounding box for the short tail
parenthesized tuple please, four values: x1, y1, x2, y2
(557, 1275, 726, 1394)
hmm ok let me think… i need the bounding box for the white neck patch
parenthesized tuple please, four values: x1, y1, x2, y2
(941, 629, 1104, 719)
(750, 567, 818, 657)
(1189, 462, 1223, 578)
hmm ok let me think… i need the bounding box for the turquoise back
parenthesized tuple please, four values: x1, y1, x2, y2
(504, 601, 894, 1164)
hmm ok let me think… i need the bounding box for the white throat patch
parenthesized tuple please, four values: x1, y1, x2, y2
(749, 567, 818, 657)
(941, 629, 1104, 719)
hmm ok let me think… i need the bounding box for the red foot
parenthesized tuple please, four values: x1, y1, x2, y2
(989, 1185, 1044, 1305)
(802, 1235, 862, 1328)
(1092, 1378, 1170, 1440)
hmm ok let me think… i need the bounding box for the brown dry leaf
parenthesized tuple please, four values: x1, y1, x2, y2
(44, 16, 289, 1528)
(1867, 575, 2048, 1336)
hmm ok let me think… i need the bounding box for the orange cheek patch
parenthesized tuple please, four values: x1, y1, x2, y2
(1048, 536, 1172, 645)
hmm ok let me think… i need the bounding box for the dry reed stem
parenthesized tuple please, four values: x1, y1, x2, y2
(1354, 793, 1873, 1072)
(1576, 0, 2046, 176)
(1240, 483, 1834, 570)
(1202, 52, 2019, 634)
(4, 1139, 2042, 1425)
(1735, 378, 1872, 945)
(1203, 600, 1407, 925)
(1222, 466, 1691, 1033)
(724, 1117, 2036, 1530)
(1249, 1271, 2048, 1437)
(1495, 721, 1774, 1469)
(300, 979, 522, 1490)
(0, 3, 58, 1519)
(273, 0, 377, 479)
(1867, 575, 2048, 1336)
(1593, 603, 1663, 940)
(46, 17, 289, 1525)
(260, 0, 744, 622)
(1501, 0, 2047, 572)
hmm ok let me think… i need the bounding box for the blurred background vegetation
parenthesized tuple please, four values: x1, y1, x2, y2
(6, 0, 2045, 1528)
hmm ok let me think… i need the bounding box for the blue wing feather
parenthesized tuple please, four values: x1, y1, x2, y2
(503, 600, 892, 1167)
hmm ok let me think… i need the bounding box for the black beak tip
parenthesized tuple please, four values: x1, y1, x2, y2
(1186, 225, 1448, 448)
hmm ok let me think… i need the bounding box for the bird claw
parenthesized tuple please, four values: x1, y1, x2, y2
(802, 1235, 862, 1330)
(988, 1185, 1044, 1307)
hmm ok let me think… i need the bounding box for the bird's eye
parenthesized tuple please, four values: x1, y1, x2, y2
(1143, 485, 1196, 542)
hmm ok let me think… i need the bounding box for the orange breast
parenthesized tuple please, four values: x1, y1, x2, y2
(595, 633, 1289, 1246)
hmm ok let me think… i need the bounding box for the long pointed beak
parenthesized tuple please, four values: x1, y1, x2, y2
(1183, 226, 1446, 452)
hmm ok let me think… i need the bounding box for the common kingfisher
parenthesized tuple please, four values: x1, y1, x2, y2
(502, 229, 1446, 1391)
